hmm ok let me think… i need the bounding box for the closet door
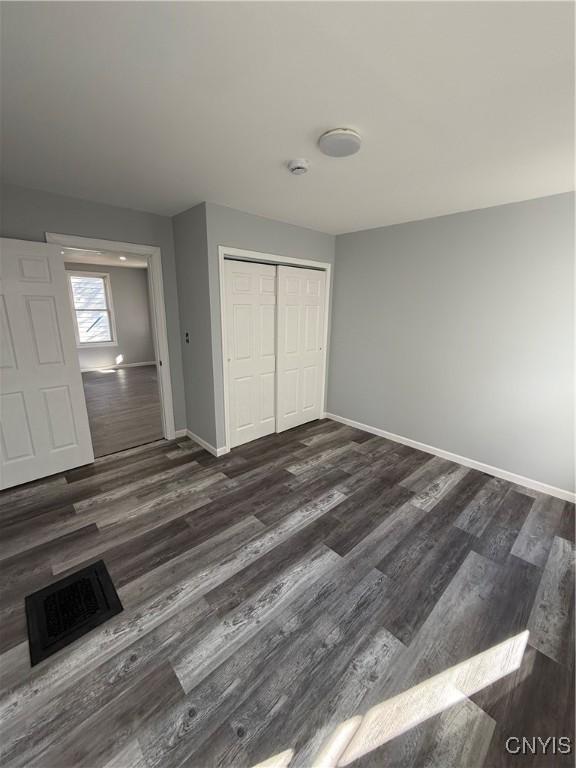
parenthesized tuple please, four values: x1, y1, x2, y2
(277, 266, 326, 432)
(225, 260, 277, 448)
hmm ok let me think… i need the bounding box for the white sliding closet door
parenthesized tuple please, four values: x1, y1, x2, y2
(0, 239, 94, 489)
(225, 260, 277, 448)
(277, 266, 326, 432)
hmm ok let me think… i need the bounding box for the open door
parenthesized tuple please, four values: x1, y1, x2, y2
(0, 239, 94, 489)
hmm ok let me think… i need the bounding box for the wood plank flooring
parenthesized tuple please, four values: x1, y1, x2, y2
(82, 365, 163, 458)
(0, 420, 573, 767)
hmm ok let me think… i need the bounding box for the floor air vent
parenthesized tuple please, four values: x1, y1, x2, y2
(25, 560, 123, 666)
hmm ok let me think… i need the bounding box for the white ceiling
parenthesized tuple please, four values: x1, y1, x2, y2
(62, 249, 148, 269)
(1, 2, 573, 234)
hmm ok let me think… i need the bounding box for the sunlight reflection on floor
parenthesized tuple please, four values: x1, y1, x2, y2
(252, 630, 529, 768)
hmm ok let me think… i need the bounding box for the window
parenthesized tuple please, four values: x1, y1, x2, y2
(67, 272, 117, 346)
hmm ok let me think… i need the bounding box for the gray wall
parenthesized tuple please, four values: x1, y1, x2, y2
(0, 183, 186, 430)
(65, 262, 154, 370)
(5, 182, 571, 490)
(172, 203, 215, 445)
(205, 203, 335, 448)
(329, 193, 575, 492)
(173, 202, 335, 448)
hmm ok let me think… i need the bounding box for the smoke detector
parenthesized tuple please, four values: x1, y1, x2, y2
(287, 158, 310, 175)
(318, 128, 362, 157)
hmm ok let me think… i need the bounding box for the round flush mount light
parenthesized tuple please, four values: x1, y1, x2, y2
(318, 128, 362, 157)
(119, 255, 127, 261)
(287, 158, 310, 175)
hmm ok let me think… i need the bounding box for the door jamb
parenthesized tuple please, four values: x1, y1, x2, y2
(46, 232, 176, 440)
(218, 245, 331, 454)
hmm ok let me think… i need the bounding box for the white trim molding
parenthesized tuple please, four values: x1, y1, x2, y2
(219, 245, 333, 272)
(186, 429, 229, 457)
(218, 245, 332, 454)
(46, 232, 176, 441)
(326, 412, 575, 503)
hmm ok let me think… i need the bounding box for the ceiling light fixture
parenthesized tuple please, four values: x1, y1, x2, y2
(318, 128, 362, 157)
(287, 158, 310, 175)
(119, 256, 127, 261)
(64, 246, 103, 255)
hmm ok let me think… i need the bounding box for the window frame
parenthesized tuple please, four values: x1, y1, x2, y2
(67, 270, 118, 348)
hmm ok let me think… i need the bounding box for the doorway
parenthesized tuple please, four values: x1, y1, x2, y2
(64, 251, 163, 457)
(46, 232, 177, 448)
(0, 235, 177, 489)
(220, 249, 330, 450)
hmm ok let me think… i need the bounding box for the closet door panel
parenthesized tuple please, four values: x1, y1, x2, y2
(225, 260, 277, 448)
(277, 266, 326, 432)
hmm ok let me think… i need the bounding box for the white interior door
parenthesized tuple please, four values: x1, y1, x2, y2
(277, 265, 326, 432)
(225, 259, 277, 448)
(0, 239, 94, 488)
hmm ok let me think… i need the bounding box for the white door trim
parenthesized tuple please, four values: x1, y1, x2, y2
(218, 245, 331, 454)
(46, 232, 176, 440)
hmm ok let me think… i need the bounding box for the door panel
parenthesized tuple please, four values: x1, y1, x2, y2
(19, 256, 52, 282)
(225, 260, 277, 448)
(260, 371, 276, 422)
(0, 391, 34, 460)
(27, 295, 65, 364)
(260, 305, 275, 356)
(283, 368, 299, 417)
(235, 376, 253, 429)
(304, 304, 320, 351)
(0, 296, 17, 369)
(277, 266, 326, 432)
(42, 385, 78, 449)
(284, 305, 300, 353)
(303, 365, 318, 411)
(233, 304, 252, 359)
(0, 239, 94, 488)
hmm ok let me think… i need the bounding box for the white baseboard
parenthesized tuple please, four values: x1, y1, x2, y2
(186, 429, 229, 457)
(174, 428, 188, 439)
(326, 412, 575, 503)
(81, 361, 156, 372)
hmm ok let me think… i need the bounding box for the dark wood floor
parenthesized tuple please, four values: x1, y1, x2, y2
(82, 365, 163, 458)
(0, 420, 573, 767)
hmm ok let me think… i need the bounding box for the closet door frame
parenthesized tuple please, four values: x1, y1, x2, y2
(218, 246, 331, 454)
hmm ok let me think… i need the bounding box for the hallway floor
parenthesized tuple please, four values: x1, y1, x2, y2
(81, 365, 163, 457)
